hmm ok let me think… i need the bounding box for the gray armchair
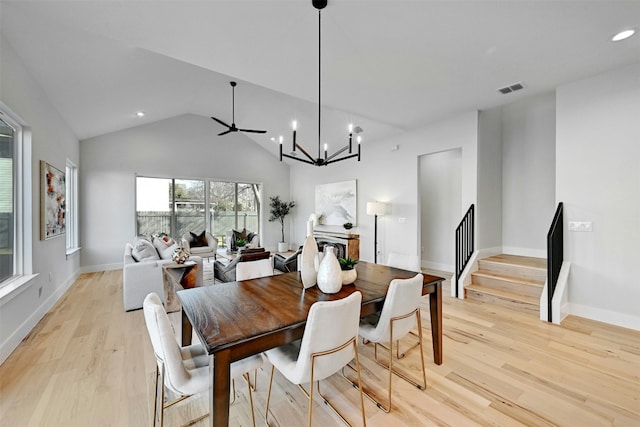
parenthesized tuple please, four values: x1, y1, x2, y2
(214, 248, 271, 283)
(273, 246, 302, 273)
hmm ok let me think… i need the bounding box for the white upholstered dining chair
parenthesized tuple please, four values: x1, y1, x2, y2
(143, 293, 263, 427)
(235, 258, 274, 281)
(264, 291, 367, 427)
(352, 273, 427, 412)
(387, 252, 422, 272)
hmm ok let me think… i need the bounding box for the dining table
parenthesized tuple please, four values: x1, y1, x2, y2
(177, 261, 444, 427)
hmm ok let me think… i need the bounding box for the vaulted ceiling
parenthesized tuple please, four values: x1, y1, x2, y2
(2, 1, 639, 156)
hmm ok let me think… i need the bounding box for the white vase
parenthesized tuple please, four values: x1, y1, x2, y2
(341, 269, 357, 285)
(278, 242, 288, 252)
(300, 221, 318, 289)
(317, 246, 342, 294)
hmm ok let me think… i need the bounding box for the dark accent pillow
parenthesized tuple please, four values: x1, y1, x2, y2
(233, 228, 248, 242)
(190, 231, 208, 248)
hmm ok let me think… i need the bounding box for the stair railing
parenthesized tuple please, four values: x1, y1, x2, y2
(546, 202, 563, 322)
(455, 204, 475, 298)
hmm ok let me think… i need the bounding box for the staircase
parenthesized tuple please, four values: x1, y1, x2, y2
(465, 254, 546, 315)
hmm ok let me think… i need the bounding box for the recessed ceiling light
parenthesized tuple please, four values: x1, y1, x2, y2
(611, 29, 636, 42)
(136, 111, 145, 117)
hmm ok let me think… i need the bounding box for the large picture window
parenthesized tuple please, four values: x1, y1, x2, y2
(0, 117, 15, 283)
(136, 177, 261, 246)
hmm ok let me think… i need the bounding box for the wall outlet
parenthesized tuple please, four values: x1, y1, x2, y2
(569, 221, 593, 232)
(398, 217, 406, 223)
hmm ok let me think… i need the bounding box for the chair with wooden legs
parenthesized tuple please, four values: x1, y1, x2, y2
(264, 291, 367, 427)
(143, 293, 263, 427)
(236, 258, 274, 281)
(346, 274, 427, 413)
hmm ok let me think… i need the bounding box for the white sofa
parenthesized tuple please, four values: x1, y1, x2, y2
(123, 236, 203, 311)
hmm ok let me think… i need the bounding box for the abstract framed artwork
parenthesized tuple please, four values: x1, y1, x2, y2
(40, 160, 66, 240)
(315, 180, 357, 226)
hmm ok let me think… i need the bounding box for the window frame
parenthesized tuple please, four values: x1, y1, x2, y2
(65, 159, 80, 255)
(0, 103, 36, 300)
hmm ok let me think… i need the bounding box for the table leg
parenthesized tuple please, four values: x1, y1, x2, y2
(210, 350, 231, 427)
(429, 282, 443, 365)
(181, 308, 192, 347)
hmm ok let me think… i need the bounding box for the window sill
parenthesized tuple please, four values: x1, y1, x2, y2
(66, 247, 81, 257)
(0, 274, 39, 307)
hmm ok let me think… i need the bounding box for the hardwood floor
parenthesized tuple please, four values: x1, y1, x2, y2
(1, 269, 638, 426)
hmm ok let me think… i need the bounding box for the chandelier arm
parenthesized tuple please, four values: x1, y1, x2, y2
(294, 143, 317, 163)
(326, 144, 350, 161)
(325, 153, 360, 166)
(282, 153, 317, 165)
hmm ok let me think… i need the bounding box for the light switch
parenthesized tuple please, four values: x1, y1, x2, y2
(568, 221, 593, 232)
(398, 217, 406, 223)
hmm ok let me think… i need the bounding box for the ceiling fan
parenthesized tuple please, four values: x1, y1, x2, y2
(211, 81, 267, 136)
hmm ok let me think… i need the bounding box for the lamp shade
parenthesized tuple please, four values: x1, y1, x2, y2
(367, 202, 388, 216)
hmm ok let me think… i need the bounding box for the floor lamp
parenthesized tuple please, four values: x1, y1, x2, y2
(366, 202, 388, 264)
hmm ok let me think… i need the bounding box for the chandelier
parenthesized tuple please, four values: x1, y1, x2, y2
(279, 0, 362, 166)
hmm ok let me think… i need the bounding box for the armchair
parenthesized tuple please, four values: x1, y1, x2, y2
(214, 248, 271, 283)
(273, 246, 303, 273)
(181, 231, 218, 260)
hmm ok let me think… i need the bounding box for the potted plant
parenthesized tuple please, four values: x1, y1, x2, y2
(268, 196, 296, 252)
(338, 257, 359, 285)
(343, 222, 353, 230)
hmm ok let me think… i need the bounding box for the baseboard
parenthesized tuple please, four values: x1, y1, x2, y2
(421, 260, 453, 273)
(501, 246, 546, 259)
(568, 303, 640, 331)
(79, 262, 121, 274)
(0, 272, 78, 365)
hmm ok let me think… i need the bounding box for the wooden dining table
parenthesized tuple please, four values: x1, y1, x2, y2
(177, 261, 444, 427)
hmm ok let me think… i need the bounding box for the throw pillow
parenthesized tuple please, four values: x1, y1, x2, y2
(156, 241, 179, 260)
(233, 228, 248, 242)
(131, 238, 160, 262)
(190, 231, 208, 248)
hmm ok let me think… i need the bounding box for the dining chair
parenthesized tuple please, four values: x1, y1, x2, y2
(264, 291, 367, 427)
(236, 258, 274, 281)
(387, 252, 422, 272)
(143, 293, 263, 427)
(348, 273, 426, 413)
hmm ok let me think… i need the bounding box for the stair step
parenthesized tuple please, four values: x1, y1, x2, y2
(479, 254, 547, 282)
(471, 270, 544, 298)
(465, 284, 539, 314)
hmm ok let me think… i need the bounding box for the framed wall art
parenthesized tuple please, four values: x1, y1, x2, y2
(40, 160, 66, 240)
(315, 180, 357, 226)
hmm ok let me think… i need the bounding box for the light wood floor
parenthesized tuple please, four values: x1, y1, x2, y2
(1, 269, 639, 426)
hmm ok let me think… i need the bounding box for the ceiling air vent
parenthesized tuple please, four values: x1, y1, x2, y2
(498, 82, 525, 94)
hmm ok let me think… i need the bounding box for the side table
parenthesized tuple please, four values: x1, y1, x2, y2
(163, 261, 199, 313)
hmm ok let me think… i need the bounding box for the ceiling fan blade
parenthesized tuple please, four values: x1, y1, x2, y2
(239, 128, 267, 134)
(211, 116, 231, 128)
(218, 129, 233, 136)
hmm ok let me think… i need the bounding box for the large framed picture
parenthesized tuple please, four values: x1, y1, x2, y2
(315, 180, 357, 226)
(40, 160, 66, 240)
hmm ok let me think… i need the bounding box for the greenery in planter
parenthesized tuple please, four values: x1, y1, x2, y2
(338, 257, 359, 271)
(235, 238, 247, 247)
(343, 222, 353, 230)
(268, 196, 296, 243)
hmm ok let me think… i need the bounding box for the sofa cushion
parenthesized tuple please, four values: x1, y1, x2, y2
(153, 236, 178, 259)
(131, 238, 160, 262)
(189, 230, 208, 248)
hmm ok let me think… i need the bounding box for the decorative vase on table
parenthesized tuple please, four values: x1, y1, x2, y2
(317, 246, 342, 294)
(341, 269, 357, 285)
(300, 220, 318, 289)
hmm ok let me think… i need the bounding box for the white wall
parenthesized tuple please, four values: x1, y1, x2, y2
(289, 111, 478, 267)
(501, 92, 556, 257)
(0, 39, 80, 363)
(556, 63, 640, 329)
(419, 149, 461, 271)
(477, 108, 503, 250)
(79, 114, 290, 270)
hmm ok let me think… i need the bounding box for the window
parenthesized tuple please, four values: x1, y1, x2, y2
(0, 116, 14, 283)
(136, 177, 261, 245)
(0, 103, 33, 291)
(65, 160, 79, 254)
